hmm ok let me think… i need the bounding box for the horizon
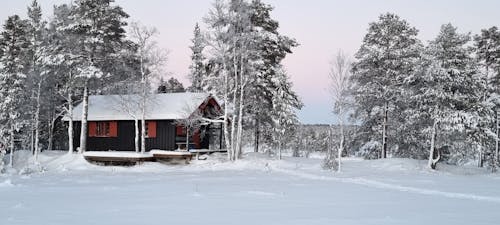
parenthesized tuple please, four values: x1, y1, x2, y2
(2, 0, 500, 124)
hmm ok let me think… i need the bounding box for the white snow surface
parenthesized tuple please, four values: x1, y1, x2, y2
(1, 150, 500, 225)
(82, 151, 154, 158)
(63, 92, 211, 121)
(150, 150, 192, 156)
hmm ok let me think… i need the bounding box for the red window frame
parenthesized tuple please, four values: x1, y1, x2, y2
(146, 121, 157, 138)
(89, 121, 117, 138)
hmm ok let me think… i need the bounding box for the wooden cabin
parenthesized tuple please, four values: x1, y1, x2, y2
(63, 92, 224, 152)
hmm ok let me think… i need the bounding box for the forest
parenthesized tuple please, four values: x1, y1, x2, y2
(0, 0, 500, 174)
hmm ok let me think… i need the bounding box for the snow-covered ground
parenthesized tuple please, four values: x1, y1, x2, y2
(1, 151, 499, 225)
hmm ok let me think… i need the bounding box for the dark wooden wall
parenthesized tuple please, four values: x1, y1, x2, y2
(73, 120, 177, 151)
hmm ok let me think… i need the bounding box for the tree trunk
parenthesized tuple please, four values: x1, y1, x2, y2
(9, 125, 15, 168)
(135, 119, 139, 153)
(254, 116, 259, 153)
(338, 115, 344, 173)
(278, 137, 282, 160)
(220, 53, 231, 161)
(48, 116, 55, 151)
(381, 101, 388, 159)
(230, 113, 237, 161)
(67, 90, 74, 154)
(494, 110, 499, 172)
(48, 121, 53, 151)
(141, 117, 146, 154)
(478, 146, 483, 168)
(235, 81, 245, 159)
(30, 129, 34, 155)
(186, 127, 190, 151)
(428, 120, 440, 170)
(79, 83, 88, 154)
(34, 80, 42, 162)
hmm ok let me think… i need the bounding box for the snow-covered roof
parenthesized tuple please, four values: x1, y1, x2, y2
(63, 92, 213, 121)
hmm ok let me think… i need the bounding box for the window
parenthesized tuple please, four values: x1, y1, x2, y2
(89, 121, 117, 137)
(145, 121, 157, 138)
(176, 125, 185, 136)
(97, 122, 110, 136)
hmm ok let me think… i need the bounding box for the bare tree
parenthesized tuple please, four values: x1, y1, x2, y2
(327, 50, 352, 172)
(175, 103, 205, 151)
(129, 21, 168, 153)
(112, 93, 142, 152)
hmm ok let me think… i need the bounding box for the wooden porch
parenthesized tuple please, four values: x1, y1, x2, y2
(82, 149, 227, 166)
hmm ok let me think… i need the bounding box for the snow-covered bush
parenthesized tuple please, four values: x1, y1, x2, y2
(322, 149, 338, 170)
(358, 141, 381, 159)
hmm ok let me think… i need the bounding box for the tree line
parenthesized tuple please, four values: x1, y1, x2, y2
(336, 13, 500, 171)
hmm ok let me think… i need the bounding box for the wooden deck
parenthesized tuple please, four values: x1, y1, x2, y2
(82, 149, 227, 166)
(150, 150, 193, 164)
(83, 152, 154, 166)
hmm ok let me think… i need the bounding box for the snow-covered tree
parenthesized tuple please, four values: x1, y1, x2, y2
(60, 0, 129, 153)
(44, 4, 80, 154)
(203, 0, 253, 160)
(188, 23, 206, 92)
(270, 68, 301, 160)
(474, 27, 500, 171)
(0, 15, 30, 167)
(351, 13, 422, 159)
(246, 0, 300, 154)
(25, 0, 48, 162)
(407, 24, 481, 169)
(203, 0, 300, 160)
(325, 50, 352, 171)
(158, 77, 185, 93)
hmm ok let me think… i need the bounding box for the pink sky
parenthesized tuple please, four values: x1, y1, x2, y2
(2, 0, 500, 124)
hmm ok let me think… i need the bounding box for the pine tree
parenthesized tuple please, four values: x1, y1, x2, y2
(247, 0, 300, 153)
(351, 13, 422, 159)
(188, 23, 206, 92)
(0, 15, 30, 167)
(158, 77, 186, 93)
(63, 0, 129, 153)
(408, 24, 481, 169)
(270, 68, 301, 160)
(475, 27, 500, 170)
(26, 0, 48, 162)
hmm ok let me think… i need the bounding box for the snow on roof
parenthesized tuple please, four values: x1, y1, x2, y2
(63, 92, 212, 121)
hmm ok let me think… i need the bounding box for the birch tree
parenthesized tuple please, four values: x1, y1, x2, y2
(204, 0, 234, 160)
(325, 50, 352, 172)
(203, 0, 300, 160)
(128, 22, 167, 153)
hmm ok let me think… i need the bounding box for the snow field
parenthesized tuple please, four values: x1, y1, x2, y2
(1, 151, 499, 225)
